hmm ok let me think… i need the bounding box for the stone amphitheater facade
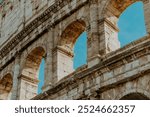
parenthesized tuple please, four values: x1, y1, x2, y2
(0, 0, 150, 100)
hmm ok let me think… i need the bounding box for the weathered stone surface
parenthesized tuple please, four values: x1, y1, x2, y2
(0, 0, 150, 100)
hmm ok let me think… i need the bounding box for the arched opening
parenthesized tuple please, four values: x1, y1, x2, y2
(118, 2, 147, 47)
(21, 47, 45, 99)
(38, 58, 45, 94)
(60, 20, 86, 50)
(102, 0, 147, 53)
(120, 93, 149, 100)
(0, 74, 13, 100)
(56, 20, 87, 80)
(74, 32, 87, 69)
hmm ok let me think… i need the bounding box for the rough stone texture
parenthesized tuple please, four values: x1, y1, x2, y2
(0, 0, 150, 100)
(0, 73, 12, 99)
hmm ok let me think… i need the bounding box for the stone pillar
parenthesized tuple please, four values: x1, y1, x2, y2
(11, 55, 20, 100)
(143, 0, 150, 34)
(18, 74, 38, 100)
(99, 18, 120, 55)
(87, 0, 100, 68)
(98, 4, 120, 57)
(52, 46, 74, 82)
(42, 30, 53, 92)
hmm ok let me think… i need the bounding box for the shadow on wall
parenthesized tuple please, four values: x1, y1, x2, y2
(120, 93, 149, 100)
(0, 74, 12, 100)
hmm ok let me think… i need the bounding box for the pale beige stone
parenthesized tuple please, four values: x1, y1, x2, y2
(0, 0, 150, 100)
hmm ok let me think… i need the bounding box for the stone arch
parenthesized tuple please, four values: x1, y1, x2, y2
(102, 0, 148, 17)
(58, 20, 86, 51)
(0, 73, 13, 100)
(20, 46, 46, 99)
(22, 46, 46, 79)
(21, 43, 46, 72)
(120, 93, 149, 100)
(116, 88, 150, 100)
(0, 68, 13, 81)
(98, 0, 148, 55)
(54, 20, 87, 81)
(24, 43, 46, 59)
(60, 16, 89, 36)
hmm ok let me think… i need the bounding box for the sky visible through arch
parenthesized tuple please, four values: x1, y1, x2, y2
(38, 2, 147, 94)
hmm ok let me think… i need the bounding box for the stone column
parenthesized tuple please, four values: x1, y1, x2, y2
(98, 18, 120, 55)
(87, 0, 100, 68)
(11, 55, 20, 100)
(98, 2, 120, 57)
(42, 30, 53, 92)
(143, 1, 150, 34)
(51, 46, 74, 85)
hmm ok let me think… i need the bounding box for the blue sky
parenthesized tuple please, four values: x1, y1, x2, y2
(38, 2, 146, 93)
(118, 2, 146, 46)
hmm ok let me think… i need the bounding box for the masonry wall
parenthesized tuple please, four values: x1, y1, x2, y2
(33, 36, 150, 100)
(0, 0, 54, 46)
(0, 0, 150, 100)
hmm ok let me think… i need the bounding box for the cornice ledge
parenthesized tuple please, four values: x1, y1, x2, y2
(0, 0, 89, 59)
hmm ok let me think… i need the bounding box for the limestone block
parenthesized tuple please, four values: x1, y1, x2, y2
(103, 71, 113, 81)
